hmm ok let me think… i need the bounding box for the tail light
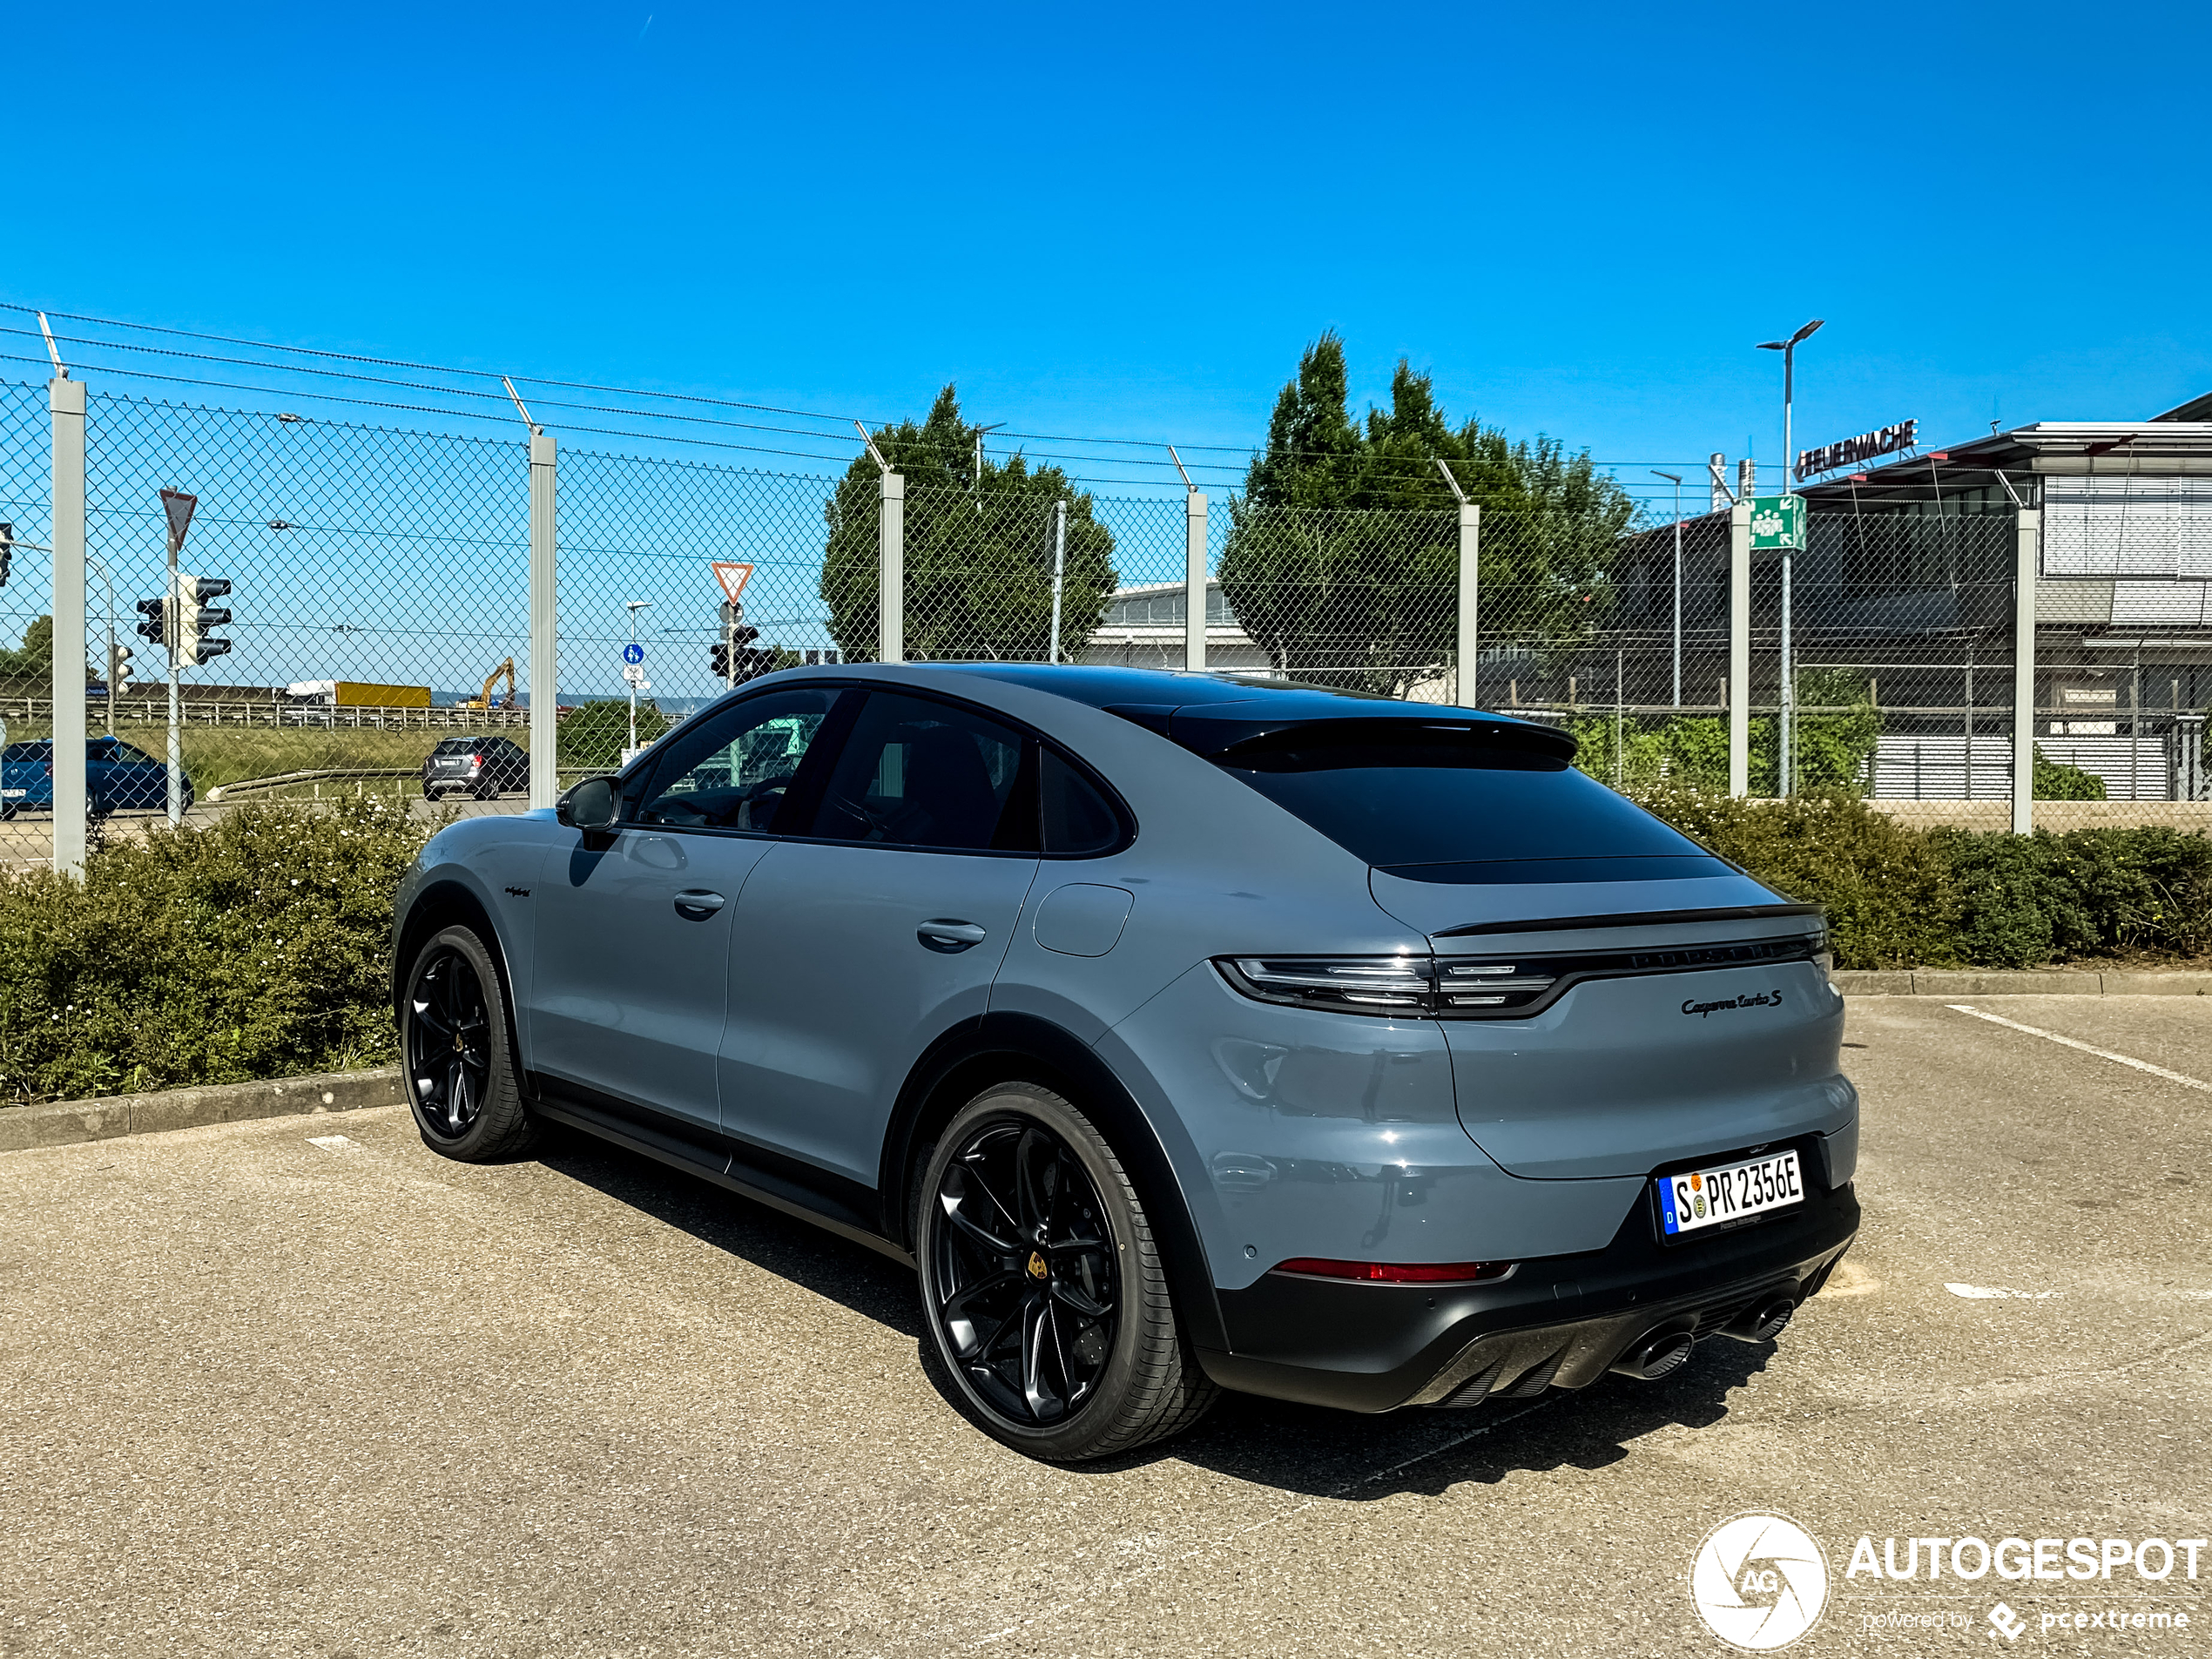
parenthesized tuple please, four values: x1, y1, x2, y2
(1219, 956, 1429, 1012)
(1217, 932, 1825, 1021)
(1217, 955, 1558, 1017)
(1273, 1258, 1515, 1285)
(469, 753, 484, 771)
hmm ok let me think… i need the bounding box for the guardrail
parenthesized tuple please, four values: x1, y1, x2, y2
(0, 699, 530, 731)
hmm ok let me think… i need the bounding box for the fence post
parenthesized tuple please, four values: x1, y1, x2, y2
(1184, 489, 1207, 672)
(1456, 502, 1480, 706)
(50, 377, 87, 877)
(2012, 506, 2040, 833)
(528, 430, 558, 810)
(1728, 501, 1750, 798)
(880, 469, 904, 664)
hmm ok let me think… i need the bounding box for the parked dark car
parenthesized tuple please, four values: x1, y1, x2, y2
(1, 737, 192, 818)
(423, 736, 529, 800)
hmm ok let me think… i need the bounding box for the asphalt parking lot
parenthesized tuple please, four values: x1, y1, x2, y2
(2, 995, 2208, 1658)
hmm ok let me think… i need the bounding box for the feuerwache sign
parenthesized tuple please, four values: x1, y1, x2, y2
(1797, 418, 1918, 480)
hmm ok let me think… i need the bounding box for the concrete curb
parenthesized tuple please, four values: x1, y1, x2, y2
(1833, 969, 2212, 998)
(0, 1066, 404, 1155)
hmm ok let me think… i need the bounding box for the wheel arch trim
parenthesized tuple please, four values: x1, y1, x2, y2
(879, 1009, 1228, 1354)
(394, 874, 526, 1076)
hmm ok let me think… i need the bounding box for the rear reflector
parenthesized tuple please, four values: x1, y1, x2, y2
(1272, 1257, 1514, 1285)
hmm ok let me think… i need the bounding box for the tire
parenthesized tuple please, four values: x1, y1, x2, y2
(399, 924, 536, 1160)
(916, 1082, 1217, 1461)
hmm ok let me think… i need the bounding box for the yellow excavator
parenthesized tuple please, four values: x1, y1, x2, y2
(460, 658, 517, 712)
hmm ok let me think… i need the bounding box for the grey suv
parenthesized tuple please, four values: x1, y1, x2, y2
(392, 665, 1858, 1460)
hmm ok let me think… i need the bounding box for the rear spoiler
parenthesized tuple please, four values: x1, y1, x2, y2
(1433, 903, 1824, 939)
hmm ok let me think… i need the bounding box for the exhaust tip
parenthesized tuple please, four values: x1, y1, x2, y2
(1609, 1329, 1696, 1381)
(1720, 1294, 1798, 1345)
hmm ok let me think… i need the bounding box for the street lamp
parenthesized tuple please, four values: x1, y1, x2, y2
(1652, 471, 1683, 708)
(1757, 319, 1823, 795)
(1757, 318, 1824, 488)
(973, 422, 1006, 514)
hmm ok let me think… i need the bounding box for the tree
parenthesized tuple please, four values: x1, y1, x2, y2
(1218, 333, 1638, 695)
(821, 387, 1118, 663)
(0, 616, 96, 689)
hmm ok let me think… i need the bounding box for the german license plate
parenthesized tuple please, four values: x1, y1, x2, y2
(1657, 1150, 1804, 1238)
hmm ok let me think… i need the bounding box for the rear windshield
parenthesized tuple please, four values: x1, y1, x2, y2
(1214, 735, 1717, 879)
(3, 742, 53, 760)
(432, 738, 476, 755)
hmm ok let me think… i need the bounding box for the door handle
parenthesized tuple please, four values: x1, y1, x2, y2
(673, 889, 727, 920)
(918, 918, 988, 953)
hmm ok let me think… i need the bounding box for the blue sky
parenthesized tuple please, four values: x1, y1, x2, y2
(5, 1, 2209, 507)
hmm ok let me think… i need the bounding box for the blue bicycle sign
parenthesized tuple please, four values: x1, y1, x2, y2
(622, 643, 644, 664)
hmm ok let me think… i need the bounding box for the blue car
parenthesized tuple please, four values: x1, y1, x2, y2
(391, 666, 1858, 1460)
(0, 737, 193, 819)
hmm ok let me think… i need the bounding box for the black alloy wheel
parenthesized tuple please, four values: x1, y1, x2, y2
(932, 1117, 1120, 1427)
(401, 925, 534, 1159)
(408, 944, 494, 1138)
(917, 1084, 1218, 1460)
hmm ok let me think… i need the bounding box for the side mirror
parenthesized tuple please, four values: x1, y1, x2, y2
(556, 775, 618, 831)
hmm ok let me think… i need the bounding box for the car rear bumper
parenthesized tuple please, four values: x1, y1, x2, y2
(1197, 1177, 1858, 1413)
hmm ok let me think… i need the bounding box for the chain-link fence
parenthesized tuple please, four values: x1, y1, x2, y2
(10, 356, 2212, 871)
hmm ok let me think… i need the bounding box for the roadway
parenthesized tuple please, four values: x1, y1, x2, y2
(0, 995, 2206, 1656)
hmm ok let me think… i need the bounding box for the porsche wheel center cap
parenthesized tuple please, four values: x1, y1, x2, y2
(1026, 1251, 1049, 1280)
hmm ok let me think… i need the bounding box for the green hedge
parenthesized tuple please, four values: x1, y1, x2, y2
(0, 792, 428, 1104)
(1643, 787, 2212, 969)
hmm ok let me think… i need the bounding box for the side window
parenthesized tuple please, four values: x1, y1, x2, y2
(1040, 747, 1123, 854)
(809, 692, 1030, 852)
(635, 688, 840, 831)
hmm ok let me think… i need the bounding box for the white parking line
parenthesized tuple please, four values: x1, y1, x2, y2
(1946, 1283, 2060, 1300)
(1945, 1004, 2212, 1093)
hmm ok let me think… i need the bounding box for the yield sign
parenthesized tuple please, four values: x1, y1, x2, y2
(711, 561, 754, 603)
(159, 489, 199, 554)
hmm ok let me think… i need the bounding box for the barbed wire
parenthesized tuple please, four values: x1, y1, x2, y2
(3, 302, 1731, 494)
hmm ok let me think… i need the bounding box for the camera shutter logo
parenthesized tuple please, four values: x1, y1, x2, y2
(1689, 1513, 1830, 1650)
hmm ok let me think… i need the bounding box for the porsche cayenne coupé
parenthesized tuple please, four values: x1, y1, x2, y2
(392, 665, 1859, 1460)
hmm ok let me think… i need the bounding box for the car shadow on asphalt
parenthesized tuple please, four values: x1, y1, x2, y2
(532, 1124, 1777, 1500)
(1146, 1339, 1774, 1499)
(532, 1123, 926, 1341)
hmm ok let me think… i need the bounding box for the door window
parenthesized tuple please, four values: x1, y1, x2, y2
(636, 688, 841, 831)
(808, 692, 1029, 851)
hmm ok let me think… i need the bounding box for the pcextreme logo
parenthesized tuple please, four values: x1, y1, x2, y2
(1689, 1514, 1831, 1651)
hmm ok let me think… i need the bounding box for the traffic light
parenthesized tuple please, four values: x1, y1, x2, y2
(134, 596, 172, 651)
(177, 575, 233, 666)
(716, 605, 769, 690)
(107, 643, 133, 692)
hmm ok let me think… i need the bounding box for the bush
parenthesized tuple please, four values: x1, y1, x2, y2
(0, 792, 428, 1104)
(1932, 826, 2212, 967)
(1638, 787, 1960, 969)
(556, 698, 672, 772)
(2033, 744, 2107, 800)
